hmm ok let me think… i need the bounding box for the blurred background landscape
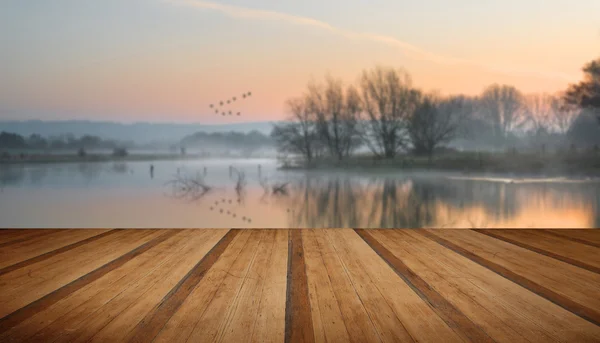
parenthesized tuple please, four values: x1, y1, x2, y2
(1, 0, 599, 228)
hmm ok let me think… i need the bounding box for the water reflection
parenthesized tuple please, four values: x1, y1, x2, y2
(276, 176, 600, 228)
(0, 162, 136, 189)
(1, 160, 599, 228)
(1, 166, 20, 185)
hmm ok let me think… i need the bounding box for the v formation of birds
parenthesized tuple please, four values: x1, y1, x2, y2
(205, 93, 255, 223)
(209, 92, 252, 116)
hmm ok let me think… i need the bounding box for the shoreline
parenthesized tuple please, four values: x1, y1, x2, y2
(277, 152, 600, 177)
(0, 153, 273, 165)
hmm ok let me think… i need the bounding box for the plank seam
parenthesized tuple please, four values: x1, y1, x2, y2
(418, 229, 600, 327)
(541, 230, 600, 249)
(475, 230, 600, 274)
(285, 230, 315, 343)
(0, 230, 120, 277)
(124, 229, 240, 343)
(355, 229, 496, 343)
(0, 230, 62, 249)
(0, 229, 181, 334)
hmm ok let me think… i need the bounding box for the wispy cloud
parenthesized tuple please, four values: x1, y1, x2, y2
(167, 0, 578, 82)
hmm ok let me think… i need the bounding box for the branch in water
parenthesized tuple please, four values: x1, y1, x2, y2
(231, 167, 247, 203)
(272, 182, 289, 196)
(166, 171, 212, 201)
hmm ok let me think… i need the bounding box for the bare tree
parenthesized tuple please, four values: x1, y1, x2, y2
(550, 94, 579, 134)
(522, 93, 579, 136)
(343, 85, 363, 156)
(522, 93, 556, 134)
(270, 97, 318, 163)
(306, 76, 362, 160)
(359, 66, 420, 158)
(408, 94, 467, 158)
(479, 84, 525, 142)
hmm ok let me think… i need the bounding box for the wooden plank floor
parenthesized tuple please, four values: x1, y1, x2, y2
(0, 229, 599, 343)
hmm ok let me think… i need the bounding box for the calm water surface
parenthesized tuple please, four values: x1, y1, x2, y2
(0, 158, 599, 228)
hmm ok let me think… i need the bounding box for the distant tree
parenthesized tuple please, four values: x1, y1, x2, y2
(564, 57, 600, 124)
(271, 97, 319, 162)
(179, 130, 272, 151)
(112, 147, 128, 157)
(305, 76, 362, 159)
(565, 57, 600, 109)
(27, 134, 48, 150)
(479, 84, 525, 142)
(549, 93, 579, 134)
(522, 93, 556, 134)
(0, 132, 27, 149)
(360, 66, 420, 158)
(79, 135, 102, 150)
(408, 94, 468, 158)
(567, 110, 600, 147)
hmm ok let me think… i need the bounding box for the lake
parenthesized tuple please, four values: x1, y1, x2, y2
(1, 158, 599, 228)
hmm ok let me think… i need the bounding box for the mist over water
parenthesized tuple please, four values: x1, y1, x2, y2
(0, 159, 598, 228)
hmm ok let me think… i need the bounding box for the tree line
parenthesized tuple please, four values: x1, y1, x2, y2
(180, 130, 272, 149)
(271, 57, 600, 163)
(0, 130, 274, 154)
(0, 132, 133, 151)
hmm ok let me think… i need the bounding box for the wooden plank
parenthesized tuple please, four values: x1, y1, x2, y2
(0, 229, 116, 276)
(217, 230, 281, 343)
(150, 230, 253, 343)
(372, 229, 600, 343)
(328, 229, 465, 343)
(0, 230, 160, 315)
(183, 230, 266, 343)
(542, 230, 600, 249)
(420, 229, 600, 326)
(356, 229, 494, 343)
(0, 230, 41, 245)
(285, 229, 315, 343)
(0, 229, 175, 333)
(0, 230, 105, 265)
(0, 230, 154, 313)
(0, 230, 62, 247)
(316, 230, 381, 343)
(0, 229, 191, 343)
(124, 229, 239, 343)
(250, 230, 289, 343)
(476, 229, 600, 274)
(52, 230, 227, 343)
(325, 229, 414, 343)
(0, 230, 152, 299)
(302, 230, 351, 343)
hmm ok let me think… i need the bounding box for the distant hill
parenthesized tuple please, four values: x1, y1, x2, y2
(0, 120, 276, 144)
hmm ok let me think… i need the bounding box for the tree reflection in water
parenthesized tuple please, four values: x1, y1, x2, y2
(276, 176, 600, 228)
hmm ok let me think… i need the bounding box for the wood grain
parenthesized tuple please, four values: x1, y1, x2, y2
(420, 229, 600, 327)
(0, 229, 599, 342)
(0, 229, 177, 334)
(356, 229, 494, 343)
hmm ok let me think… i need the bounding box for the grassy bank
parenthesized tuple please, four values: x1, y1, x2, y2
(0, 152, 198, 165)
(280, 151, 600, 176)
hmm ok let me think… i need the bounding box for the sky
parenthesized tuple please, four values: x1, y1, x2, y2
(0, 0, 599, 124)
